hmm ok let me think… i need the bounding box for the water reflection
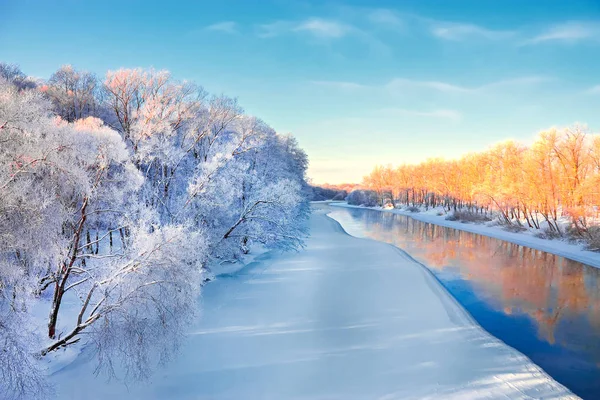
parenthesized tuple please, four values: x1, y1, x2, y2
(328, 206, 600, 399)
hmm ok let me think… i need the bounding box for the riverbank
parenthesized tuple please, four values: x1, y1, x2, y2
(53, 206, 575, 399)
(331, 202, 600, 269)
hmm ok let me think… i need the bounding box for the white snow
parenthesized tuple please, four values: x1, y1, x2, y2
(52, 206, 576, 399)
(331, 202, 600, 269)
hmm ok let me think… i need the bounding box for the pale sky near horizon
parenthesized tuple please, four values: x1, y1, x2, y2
(2, 0, 600, 184)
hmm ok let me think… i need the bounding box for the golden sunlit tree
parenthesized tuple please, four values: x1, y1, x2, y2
(361, 125, 600, 238)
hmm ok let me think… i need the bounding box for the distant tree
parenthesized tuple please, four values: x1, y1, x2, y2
(346, 190, 379, 207)
(361, 124, 600, 236)
(44, 65, 100, 122)
(309, 185, 347, 201)
(0, 63, 37, 90)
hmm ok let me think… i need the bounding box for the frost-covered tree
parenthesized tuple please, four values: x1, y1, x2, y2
(102, 68, 206, 218)
(44, 65, 100, 122)
(0, 62, 37, 90)
(182, 115, 309, 263)
(0, 63, 309, 399)
(0, 76, 204, 398)
(101, 69, 309, 262)
(0, 76, 53, 399)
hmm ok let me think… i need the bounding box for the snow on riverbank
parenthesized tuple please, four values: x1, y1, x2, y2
(331, 202, 600, 269)
(52, 206, 575, 399)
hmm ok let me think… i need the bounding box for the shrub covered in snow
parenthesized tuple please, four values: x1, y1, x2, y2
(346, 190, 379, 207)
(446, 210, 492, 223)
(534, 227, 564, 240)
(502, 224, 528, 233)
(583, 226, 600, 252)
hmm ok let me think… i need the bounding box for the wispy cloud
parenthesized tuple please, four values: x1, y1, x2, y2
(386, 78, 471, 93)
(364, 8, 600, 47)
(255, 6, 600, 51)
(293, 18, 351, 38)
(586, 85, 600, 94)
(429, 21, 514, 41)
(378, 107, 462, 121)
(311, 75, 550, 95)
(258, 18, 351, 39)
(341, 6, 504, 41)
(205, 21, 238, 34)
(253, 8, 600, 59)
(367, 9, 403, 29)
(524, 21, 600, 45)
(430, 19, 600, 46)
(478, 75, 552, 90)
(257, 17, 390, 55)
(311, 80, 368, 90)
(387, 75, 551, 93)
(257, 21, 293, 38)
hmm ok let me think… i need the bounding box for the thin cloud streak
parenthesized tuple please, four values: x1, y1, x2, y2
(522, 21, 600, 45)
(257, 21, 294, 38)
(386, 78, 471, 93)
(477, 76, 553, 90)
(586, 85, 600, 94)
(312, 75, 551, 94)
(357, 8, 515, 42)
(355, 6, 600, 47)
(205, 21, 238, 34)
(311, 80, 368, 90)
(212, 10, 600, 49)
(367, 9, 403, 29)
(258, 18, 351, 39)
(256, 17, 390, 55)
(293, 18, 352, 38)
(428, 21, 515, 41)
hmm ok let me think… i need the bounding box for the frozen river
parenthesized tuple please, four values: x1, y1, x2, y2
(54, 205, 573, 399)
(328, 205, 600, 399)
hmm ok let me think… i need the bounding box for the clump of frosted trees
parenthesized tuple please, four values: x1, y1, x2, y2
(359, 127, 600, 241)
(346, 189, 379, 207)
(0, 63, 309, 399)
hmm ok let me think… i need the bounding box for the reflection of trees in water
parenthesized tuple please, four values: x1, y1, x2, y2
(345, 208, 600, 361)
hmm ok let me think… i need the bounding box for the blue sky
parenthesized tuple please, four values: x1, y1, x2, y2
(2, 0, 600, 183)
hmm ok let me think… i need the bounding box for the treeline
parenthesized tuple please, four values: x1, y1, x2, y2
(360, 126, 600, 237)
(309, 183, 363, 201)
(309, 185, 347, 201)
(0, 63, 309, 398)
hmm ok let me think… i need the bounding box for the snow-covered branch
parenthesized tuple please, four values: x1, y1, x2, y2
(0, 64, 309, 399)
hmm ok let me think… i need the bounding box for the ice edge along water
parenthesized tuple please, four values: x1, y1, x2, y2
(322, 208, 576, 399)
(53, 207, 576, 399)
(330, 202, 600, 270)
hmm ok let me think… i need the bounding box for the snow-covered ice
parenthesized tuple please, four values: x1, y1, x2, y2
(52, 206, 576, 399)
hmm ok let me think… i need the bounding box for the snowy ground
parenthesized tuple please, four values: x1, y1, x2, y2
(52, 206, 576, 399)
(331, 202, 600, 269)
